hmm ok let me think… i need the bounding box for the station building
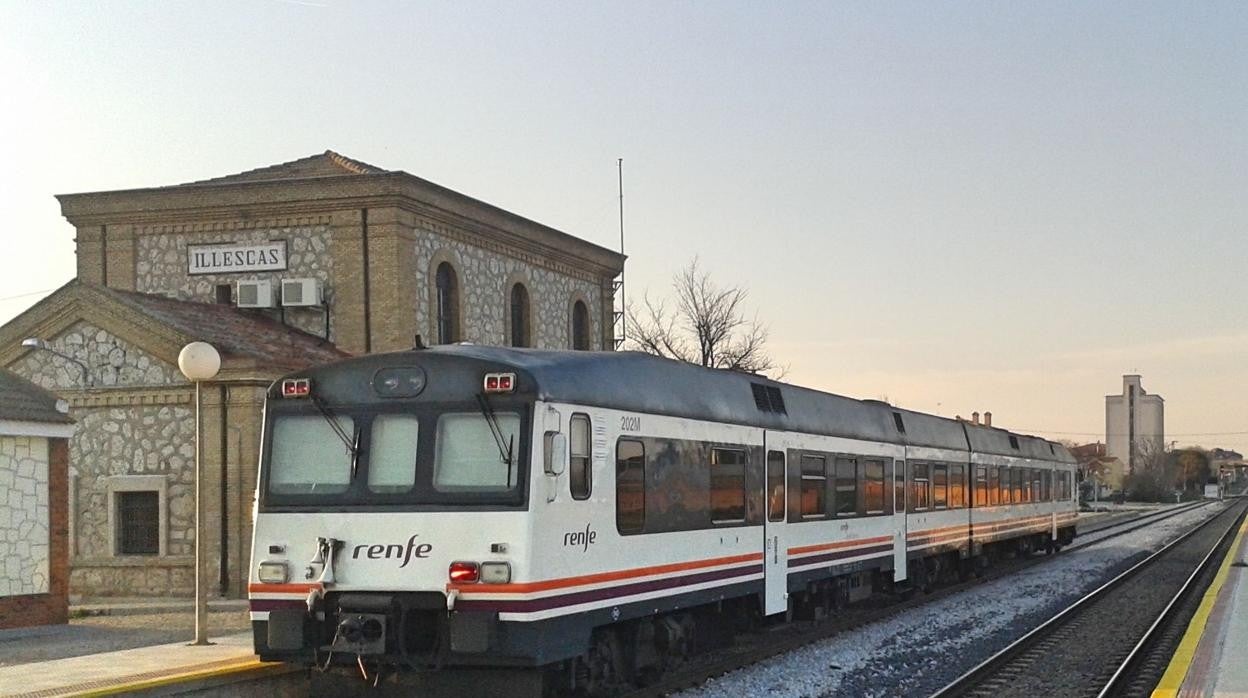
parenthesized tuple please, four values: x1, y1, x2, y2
(0, 151, 625, 598)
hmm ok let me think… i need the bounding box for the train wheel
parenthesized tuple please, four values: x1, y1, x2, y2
(580, 628, 628, 694)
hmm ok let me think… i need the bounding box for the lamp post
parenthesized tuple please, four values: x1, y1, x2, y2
(178, 342, 220, 646)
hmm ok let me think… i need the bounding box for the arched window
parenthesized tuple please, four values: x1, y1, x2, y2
(509, 283, 530, 347)
(435, 262, 459, 344)
(571, 300, 590, 350)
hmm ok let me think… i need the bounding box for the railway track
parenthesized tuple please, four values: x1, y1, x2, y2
(930, 500, 1247, 698)
(617, 502, 1217, 698)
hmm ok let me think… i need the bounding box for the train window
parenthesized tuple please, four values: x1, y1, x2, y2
(569, 414, 592, 500)
(767, 451, 785, 522)
(269, 415, 355, 495)
(864, 459, 886, 514)
(710, 448, 748, 523)
(1031, 469, 1041, 503)
(1012, 467, 1024, 503)
(367, 415, 419, 493)
(1042, 470, 1051, 502)
(974, 466, 987, 507)
(433, 412, 522, 492)
(949, 464, 965, 508)
(800, 454, 826, 518)
(932, 465, 948, 509)
(616, 439, 645, 534)
(894, 461, 906, 513)
(834, 457, 858, 516)
(988, 465, 1000, 506)
(911, 463, 930, 511)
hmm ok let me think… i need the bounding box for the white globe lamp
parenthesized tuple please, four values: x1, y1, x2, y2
(178, 342, 221, 382)
(179, 341, 219, 646)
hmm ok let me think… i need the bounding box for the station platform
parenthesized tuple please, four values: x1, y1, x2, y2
(1153, 508, 1248, 698)
(0, 631, 293, 697)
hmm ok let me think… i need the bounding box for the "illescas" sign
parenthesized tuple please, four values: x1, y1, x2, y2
(187, 241, 288, 275)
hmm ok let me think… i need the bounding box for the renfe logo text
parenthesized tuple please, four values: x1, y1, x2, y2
(352, 534, 433, 568)
(563, 523, 597, 552)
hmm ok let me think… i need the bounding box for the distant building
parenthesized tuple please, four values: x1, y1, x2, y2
(1105, 375, 1164, 473)
(0, 370, 73, 628)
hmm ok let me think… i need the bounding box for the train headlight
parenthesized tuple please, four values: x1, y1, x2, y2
(258, 560, 289, 584)
(481, 561, 512, 584)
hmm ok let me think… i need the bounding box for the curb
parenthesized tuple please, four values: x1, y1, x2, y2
(70, 602, 250, 618)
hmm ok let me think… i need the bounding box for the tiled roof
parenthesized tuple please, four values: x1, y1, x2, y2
(97, 286, 350, 369)
(180, 150, 388, 187)
(0, 369, 73, 424)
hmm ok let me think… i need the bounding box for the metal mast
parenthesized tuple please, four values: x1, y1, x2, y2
(613, 158, 626, 349)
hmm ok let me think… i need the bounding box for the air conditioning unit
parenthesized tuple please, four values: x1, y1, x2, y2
(281, 278, 323, 307)
(236, 280, 275, 308)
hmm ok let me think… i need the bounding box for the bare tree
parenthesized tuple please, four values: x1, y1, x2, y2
(1123, 440, 1177, 502)
(626, 258, 784, 377)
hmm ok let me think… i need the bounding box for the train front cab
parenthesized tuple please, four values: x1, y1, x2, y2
(248, 362, 567, 672)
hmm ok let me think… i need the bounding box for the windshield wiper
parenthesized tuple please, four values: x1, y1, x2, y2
(311, 394, 357, 458)
(476, 393, 514, 474)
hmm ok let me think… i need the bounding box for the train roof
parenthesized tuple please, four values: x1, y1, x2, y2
(287, 345, 1073, 463)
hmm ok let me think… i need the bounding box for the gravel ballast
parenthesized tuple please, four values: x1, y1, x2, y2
(677, 502, 1229, 698)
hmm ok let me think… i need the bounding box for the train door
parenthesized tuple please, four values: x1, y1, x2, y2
(893, 456, 908, 582)
(762, 433, 789, 616)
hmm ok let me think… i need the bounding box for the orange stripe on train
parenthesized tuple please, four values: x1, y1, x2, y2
(448, 551, 763, 595)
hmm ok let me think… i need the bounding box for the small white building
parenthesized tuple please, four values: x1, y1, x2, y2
(0, 370, 74, 628)
(1105, 374, 1164, 474)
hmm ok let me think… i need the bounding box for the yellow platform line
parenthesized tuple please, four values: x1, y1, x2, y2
(1151, 514, 1248, 698)
(53, 657, 287, 698)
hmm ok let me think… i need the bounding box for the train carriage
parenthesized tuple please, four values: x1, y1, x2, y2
(248, 345, 1078, 691)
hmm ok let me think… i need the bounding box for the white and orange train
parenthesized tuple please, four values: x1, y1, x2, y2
(248, 345, 1078, 693)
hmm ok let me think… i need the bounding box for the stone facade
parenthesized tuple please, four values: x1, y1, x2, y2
(0, 436, 50, 597)
(72, 405, 196, 558)
(8, 320, 202, 595)
(12, 321, 183, 391)
(0, 438, 68, 629)
(135, 222, 334, 338)
(415, 226, 601, 349)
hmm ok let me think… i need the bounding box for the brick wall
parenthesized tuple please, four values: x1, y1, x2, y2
(0, 438, 68, 628)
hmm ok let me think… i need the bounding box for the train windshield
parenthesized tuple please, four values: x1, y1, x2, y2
(433, 413, 521, 491)
(261, 404, 529, 508)
(269, 415, 356, 495)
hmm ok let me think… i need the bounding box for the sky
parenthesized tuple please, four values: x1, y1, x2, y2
(0, 1, 1245, 449)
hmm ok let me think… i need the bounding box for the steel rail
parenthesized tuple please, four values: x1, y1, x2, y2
(1068, 501, 1208, 550)
(620, 504, 1214, 698)
(928, 501, 1245, 698)
(1096, 503, 1246, 697)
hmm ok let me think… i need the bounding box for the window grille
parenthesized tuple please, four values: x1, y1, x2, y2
(117, 491, 159, 555)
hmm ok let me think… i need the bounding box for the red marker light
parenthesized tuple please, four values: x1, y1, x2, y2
(280, 378, 311, 398)
(483, 372, 516, 394)
(449, 561, 480, 584)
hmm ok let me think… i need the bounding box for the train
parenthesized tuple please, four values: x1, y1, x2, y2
(247, 345, 1078, 693)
